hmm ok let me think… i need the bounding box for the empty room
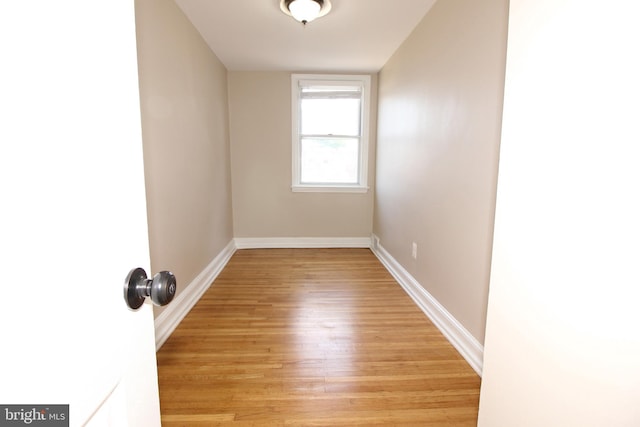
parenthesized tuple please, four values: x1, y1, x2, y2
(2, 0, 638, 426)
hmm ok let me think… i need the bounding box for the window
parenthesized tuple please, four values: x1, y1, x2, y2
(291, 74, 371, 192)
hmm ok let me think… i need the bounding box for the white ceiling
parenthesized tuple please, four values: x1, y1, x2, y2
(174, 0, 437, 73)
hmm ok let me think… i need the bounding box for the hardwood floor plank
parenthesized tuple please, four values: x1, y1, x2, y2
(157, 248, 480, 425)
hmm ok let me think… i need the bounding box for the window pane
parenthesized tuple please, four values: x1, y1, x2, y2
(300, 98, 361, 136)
(300, 137, 359, 184)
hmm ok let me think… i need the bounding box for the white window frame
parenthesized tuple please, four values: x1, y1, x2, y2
(291, 74, 371, 193)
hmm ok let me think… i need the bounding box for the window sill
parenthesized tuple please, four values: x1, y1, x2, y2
(291, 185, 369, 193)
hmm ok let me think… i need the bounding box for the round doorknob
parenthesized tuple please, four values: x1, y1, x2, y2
(150, 271, 177, 306)
(124, 268, 177, 310)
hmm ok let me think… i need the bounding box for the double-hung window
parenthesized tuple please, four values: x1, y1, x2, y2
(291, 74, 371, 192)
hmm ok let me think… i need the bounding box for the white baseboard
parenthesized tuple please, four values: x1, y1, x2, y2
(234, 237, 372, 249)
(154, 239, 236, 350)
(370, 234, 484, 376)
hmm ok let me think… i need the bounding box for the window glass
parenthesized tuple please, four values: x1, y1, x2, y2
(300, 98, 361, 136)
(291, 74, 370, 192)
(300, 137, 359, 184)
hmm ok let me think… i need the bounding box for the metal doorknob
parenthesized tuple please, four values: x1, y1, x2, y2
(124, 267, 177, 310)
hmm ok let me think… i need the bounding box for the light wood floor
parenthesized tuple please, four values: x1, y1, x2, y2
(157, 248, 480, 426)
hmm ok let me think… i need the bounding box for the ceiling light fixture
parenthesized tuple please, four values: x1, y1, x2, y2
(280, 0, 332, 26)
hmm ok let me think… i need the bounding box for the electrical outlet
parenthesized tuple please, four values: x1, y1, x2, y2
(412, 242, 418, 259)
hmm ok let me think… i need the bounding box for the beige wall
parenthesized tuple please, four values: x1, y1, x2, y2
(135, 0, 233, 315)
(374, 0, 509, 343)
(228, 72, 377, 238)
(478, 0, 640, 425)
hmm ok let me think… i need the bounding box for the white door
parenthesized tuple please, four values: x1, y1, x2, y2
(0, 1, 162, 425)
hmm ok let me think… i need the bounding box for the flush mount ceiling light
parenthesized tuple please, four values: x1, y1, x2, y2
(280, 0, 332, 25)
